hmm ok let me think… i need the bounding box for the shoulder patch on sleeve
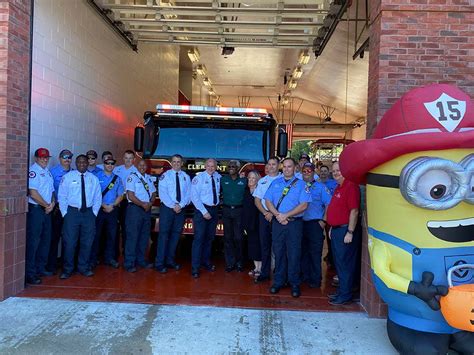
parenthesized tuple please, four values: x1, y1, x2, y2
(29, 171, 36, 178)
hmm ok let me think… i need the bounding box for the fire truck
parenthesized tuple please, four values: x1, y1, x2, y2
(134, 104, 287, 235)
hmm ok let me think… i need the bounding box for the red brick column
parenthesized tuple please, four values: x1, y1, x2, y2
(363, 0, 474, 317)
(0, 0, 32, 300)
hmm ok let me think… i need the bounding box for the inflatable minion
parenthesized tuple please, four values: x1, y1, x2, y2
(339, 84, 474, 354)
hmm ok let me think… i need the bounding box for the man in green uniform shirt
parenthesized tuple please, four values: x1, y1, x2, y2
(221, 160, 247, 272)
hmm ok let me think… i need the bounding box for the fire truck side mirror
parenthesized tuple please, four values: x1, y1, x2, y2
(134, 126, 144, 152)
(277, 131, 288, 158)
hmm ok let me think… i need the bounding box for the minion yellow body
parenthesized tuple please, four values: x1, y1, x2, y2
(367, 148, 474, 333)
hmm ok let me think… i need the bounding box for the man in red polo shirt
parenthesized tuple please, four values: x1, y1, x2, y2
(326, 161, 360, 305)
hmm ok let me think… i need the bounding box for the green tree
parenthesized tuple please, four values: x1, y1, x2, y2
(289, 140, 312, 160)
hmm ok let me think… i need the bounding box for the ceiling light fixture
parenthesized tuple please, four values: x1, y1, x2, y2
(292, 67, 303, 79)
(298, 50, 310, 65)
(203, 77, 212, 87)
(195, 64, 207, 76)
(288, 80, 297, 90)
(187, 48, 200, 63)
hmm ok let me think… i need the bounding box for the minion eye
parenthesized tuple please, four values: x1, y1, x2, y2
(430, 184, 447, 199)
(416, 169, 453, 201)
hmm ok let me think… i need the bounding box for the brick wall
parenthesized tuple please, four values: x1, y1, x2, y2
(363, 0, 474, 317)
(31, 0, 179, 165)
(0, 0, 31, 300)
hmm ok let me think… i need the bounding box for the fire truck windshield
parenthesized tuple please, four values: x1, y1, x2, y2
(153, 127, 267, 162)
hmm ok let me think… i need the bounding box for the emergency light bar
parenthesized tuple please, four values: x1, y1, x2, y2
(157, 104, 268, 115)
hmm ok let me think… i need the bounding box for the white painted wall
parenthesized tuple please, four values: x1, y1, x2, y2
(30, 0, 179, 166)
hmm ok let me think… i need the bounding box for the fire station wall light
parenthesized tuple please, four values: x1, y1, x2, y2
(187, 48, 200, 63)
(288, 80, 298, 90)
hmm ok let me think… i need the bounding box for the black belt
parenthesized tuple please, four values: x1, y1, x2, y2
(28, 203, 45, 211)
(68, 206, 92, 212)
(203, 204, 218, 209)
(223, 204, 242, 209)
(287, 217, 302, 222)
(331, 223, 348, 229)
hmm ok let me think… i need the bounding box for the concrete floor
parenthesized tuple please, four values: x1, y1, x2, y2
(0, 298, 396, 354)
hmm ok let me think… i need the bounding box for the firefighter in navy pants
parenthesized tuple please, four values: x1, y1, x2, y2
(26, 148, 55, 285)
(124, 159, 156, 273)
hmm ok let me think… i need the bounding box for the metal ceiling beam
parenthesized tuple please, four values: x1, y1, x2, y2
(140, 38, 312, 48)
(126, 19, 319, 30)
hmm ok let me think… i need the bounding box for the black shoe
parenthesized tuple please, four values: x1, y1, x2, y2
(80, 270, 94, 277)
(352, 294, 361, 302)
(308, 282, 321, 289)
(59, 272, 71, 280)
(236, 265, 244, 272)
(254, 275, 270, 284)
(329, 298, 352, 306)
(26, 276, 42, 285)
(155, 266, 168, 274)
(138, 262, 153, 269)
(202, 264, 216, 272)
(291, 286, 301, 298)
(166, 263, 181, 271)
(126, 267, 137, 273)
(225, 265, 235, 273)
(106, 260, 120, 269)
(192, 271, 200, 278)
(37, 270, 54, 277)
(269, 285, 280, 294)
(327, 293, 339, 300)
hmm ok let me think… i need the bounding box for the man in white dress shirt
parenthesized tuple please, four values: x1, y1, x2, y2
(155, 154, 191, 273)
(124, 159, 157, 273)
(26, 148, 55, 285)
(190, 158, 221, 278)
(58, 155, 102, 279)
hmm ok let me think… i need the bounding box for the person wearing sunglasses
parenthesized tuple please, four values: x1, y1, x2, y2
(86, 150, 101, 175)
(96, 151, 113, 171)
(46, 149, 74, 274)
(89, 158, 123, 270)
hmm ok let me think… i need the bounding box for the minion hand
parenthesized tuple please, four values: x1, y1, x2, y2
(407, 271, 449, 311)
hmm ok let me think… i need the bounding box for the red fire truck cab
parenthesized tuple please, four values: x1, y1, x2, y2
(134, 104, 287, 235)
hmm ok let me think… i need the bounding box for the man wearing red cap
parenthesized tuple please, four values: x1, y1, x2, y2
(26, 148, 55, 285)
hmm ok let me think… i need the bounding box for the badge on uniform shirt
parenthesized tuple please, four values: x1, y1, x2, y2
(237, 181, 244, 185)
(159, 175, 165, 181)
(324, 186, 330, 195)
(192, 178, 198, 185)
(261, 181, 267, 185)
(29, 171, 36, 178)
(127, 176, 133, 183)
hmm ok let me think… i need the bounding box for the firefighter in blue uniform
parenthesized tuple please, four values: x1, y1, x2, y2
(58, 155, 102, 279)
(264, 157, 311, 297)
(190, 158, 221, 278)
(26, 148, 55, 285)
(155, 154, 191, 273)
(300, 162, 332, 288)
(124, 159, 156, 273)
(86, 150, 102, 175)
(89, 157, 123, 269)
(47, 148, 73, 273)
